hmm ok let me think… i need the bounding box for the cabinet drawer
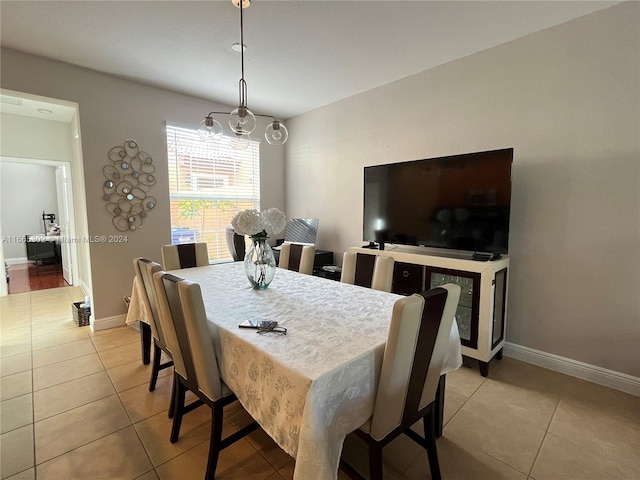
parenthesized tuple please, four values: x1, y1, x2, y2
(392, 262, 424, 295)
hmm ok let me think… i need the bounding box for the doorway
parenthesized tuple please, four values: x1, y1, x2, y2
(1, 161, 74, 293)
(0, 89, 89, 298)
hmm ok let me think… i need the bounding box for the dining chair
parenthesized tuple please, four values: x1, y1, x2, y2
(278, 242, 315, 275)
(133, 258, 174, 393)
(340, 252, 395, 292)
(342, 283, 460, 480)
(161, 242, 209, 270)
(154, 271, 258, 479)
(225, 225, 246, 261)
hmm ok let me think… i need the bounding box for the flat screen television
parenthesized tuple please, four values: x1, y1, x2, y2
(363, 148, 513, 255)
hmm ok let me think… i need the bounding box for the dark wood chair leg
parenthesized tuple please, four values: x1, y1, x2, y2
(140, 321, 151, 365)
(434, 375, 446, 438)
(368, 442, 384, 480)
(149, 342, 162, 391)
(424, 406, 442, 480)
(168, 373, 176, 419)
(170, 379, 187, 443)
(205, 402, 225, 480)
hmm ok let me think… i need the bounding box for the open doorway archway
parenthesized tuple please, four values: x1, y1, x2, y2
(0, 89, 91, 299)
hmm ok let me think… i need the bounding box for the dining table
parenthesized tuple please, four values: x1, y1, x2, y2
(127, 261, 462, 480)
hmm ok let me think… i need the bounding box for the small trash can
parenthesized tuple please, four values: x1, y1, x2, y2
(72, 302, 91, 327)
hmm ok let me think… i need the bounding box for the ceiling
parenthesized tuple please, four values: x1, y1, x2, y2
(0, 1, 619, 120)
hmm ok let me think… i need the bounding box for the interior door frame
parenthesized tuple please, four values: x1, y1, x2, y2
(56, 164, 73, 285)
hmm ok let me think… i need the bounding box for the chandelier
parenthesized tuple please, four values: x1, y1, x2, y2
(197, 0, 288, 149)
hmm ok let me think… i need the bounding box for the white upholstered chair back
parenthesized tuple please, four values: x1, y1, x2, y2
(340, 251, 395, 292)
(369, 283, 460, 441)
(161, 242, 209, 270)
(371, 256, 394, 292)
(225, 225, 246, 261)
(151, 270, 187, 379)
(133, 258, 164, 344)
(278, 242, 315, 275)
(176, 279, 224, 402)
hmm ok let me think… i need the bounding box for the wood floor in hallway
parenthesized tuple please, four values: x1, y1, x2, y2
(6, 263, 67, 294)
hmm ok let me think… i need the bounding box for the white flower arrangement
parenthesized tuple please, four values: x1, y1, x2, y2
(231, 208, 286, 237)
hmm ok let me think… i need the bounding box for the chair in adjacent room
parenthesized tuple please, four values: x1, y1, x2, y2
(342, 283, 460, 480)
(133, 258, 174, 393)
(161, 242, 210, 270)
(278, 242, 315, 275)
(340, 252, 395, 292)
(225, 225, 246, 261)
(154, 271, 258, 479)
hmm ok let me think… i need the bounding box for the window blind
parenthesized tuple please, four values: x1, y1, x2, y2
(166, 125, 259, 261)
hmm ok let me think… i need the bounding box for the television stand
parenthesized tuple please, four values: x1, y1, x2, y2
(273, 249, 333, 269)
(349, 247, 509, 377)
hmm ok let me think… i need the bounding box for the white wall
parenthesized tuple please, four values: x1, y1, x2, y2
(286, 3, 639, 377)
(0, 162, 58, 260)
(0, 49, 286, 326)
(1, 112, 72, 160)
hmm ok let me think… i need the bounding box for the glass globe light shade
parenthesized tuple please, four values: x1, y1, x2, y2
(229, 106, 256, 134)
(265, 120, 288, 145)
(230, 132, 251, 150)
(198, 116, 223, 142)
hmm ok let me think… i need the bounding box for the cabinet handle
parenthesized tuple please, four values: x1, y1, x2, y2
(403, 271, 409, 278)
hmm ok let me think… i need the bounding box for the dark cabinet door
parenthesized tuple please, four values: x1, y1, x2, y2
(392, 262, 424, 295)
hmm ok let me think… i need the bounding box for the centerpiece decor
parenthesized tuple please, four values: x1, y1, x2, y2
(231, 208, 286, 289)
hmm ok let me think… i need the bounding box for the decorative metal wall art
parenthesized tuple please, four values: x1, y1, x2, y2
(103, 140, 157, 232)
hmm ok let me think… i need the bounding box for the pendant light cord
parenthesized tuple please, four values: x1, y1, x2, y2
(238, 1, 247, 108)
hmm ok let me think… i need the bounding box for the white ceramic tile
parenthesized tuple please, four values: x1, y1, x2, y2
(444, 401, 546, 474)
(107, 358, 171, 393)
(0, 351, 32, 377)
(34, 395, 131, 464)
(0, 370, 32, 401)
(32, 352, 105, 391)
(89, 325, 139, 351)
(36, 426, 152, 480)
(0, 425, 34, 479)
(31, 338, 96, 369)
(1, 393, 33, 434)
(531, 432, 640, 480)
(118, 373, 174, 423)
(33, 371, 116, 421)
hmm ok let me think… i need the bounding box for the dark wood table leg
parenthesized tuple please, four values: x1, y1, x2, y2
(496, 347, 504, 360)
(434, 375, 446, 438)
(140, 321, 151, 365)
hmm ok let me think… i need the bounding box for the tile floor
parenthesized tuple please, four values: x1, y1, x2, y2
(1, 286, 639, 480)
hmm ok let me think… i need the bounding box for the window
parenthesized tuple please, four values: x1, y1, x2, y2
(166, 125, 259, 261)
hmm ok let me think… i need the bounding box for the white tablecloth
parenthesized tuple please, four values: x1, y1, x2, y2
(171, 262, 462, 480)
(126, 275, 151, 327)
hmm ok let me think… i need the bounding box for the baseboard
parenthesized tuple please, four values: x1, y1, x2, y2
(91, 314, 127, 332)
(5, 257, 31, 265)
(504, 342, 640, 397)
(80, 280, 91, 296)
